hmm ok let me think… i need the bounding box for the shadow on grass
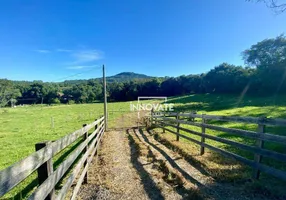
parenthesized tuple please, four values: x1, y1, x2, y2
(12, 178, 38, 200)
(137, 128, 216, 199)
(165, 93, 286, 114)
(150, 127, 286, 199)
(136, 129, 204, 200)
(53, 138, 83, 169)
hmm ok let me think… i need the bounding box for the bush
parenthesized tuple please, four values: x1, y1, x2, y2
(50, 98, 61, 104)
(68, 100, 75, 105)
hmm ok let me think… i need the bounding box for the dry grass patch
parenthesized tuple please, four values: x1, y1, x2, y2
(152, 129, 286, 199)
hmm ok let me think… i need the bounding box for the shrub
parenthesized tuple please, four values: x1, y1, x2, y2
(68, 100, 75, 105)
(50, 98, 61, 104)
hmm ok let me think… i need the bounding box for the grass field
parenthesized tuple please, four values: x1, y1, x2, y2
(6, 93, 286, 171)
(1, 93, 286, 199)
(0, 101, 135, 199)
(0, 102, 133, 170)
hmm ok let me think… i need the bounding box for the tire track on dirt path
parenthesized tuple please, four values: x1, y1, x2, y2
(78, 130, 149, 200)
(141, 128, 270, 200)
(127, 129, 185, 200)
(135, 128, 254, 200)
(133, 128, 212, 199)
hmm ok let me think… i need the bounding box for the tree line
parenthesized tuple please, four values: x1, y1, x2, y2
(0, 35, 285, 106)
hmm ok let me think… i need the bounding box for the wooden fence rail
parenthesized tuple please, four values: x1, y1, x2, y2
(151, 112, 286, 181)
(0, 116, 105, 199)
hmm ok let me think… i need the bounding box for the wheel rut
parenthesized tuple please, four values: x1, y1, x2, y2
(78, 127, 261, 200)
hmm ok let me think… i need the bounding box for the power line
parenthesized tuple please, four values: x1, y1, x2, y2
(51, 66, 102, 82)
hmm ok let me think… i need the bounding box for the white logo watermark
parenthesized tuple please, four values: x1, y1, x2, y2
(130, 96, 174, 118)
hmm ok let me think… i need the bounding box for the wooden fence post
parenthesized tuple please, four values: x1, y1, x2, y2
(253, 118, 266, 179)
(162, 113, 166, 133)
(154, 112, 157, 126)
(82, 124, 88, 184)
(176, 112, 180, 141)
(51, 117, 54, 129)
(150, 109, 153, 125)
(35, 141, 55, 200)
(94, 119, 99, 165)
(95, 118, 98, 130)
(191, 111, 197, 122)
(200, 114, 206, 155)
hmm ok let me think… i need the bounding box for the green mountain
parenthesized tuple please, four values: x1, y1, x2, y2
(106, 72, 153, 82)
(61, 72, 153, 85)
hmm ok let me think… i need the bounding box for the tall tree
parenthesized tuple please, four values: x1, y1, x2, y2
(243, 35, 286, 93)
(0, 79, 21, 107)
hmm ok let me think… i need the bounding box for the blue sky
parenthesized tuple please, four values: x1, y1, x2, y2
(0, 0, 285, 82)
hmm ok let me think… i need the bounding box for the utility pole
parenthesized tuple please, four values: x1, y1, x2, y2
(103, 65, 108, 130)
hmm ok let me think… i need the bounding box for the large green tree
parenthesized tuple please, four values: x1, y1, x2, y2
(0, 79, 21, 107)
(243, 35, 286, 93)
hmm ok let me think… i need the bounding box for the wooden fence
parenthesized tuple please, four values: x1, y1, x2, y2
(151, 112, 286, 181)
(0, 116, 105, 200)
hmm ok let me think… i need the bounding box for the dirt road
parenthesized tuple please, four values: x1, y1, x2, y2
(78, 127, 271, 200)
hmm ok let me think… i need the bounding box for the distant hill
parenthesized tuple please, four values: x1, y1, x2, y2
(106, 72, 153, 82)
(60, 72, 154, 85)
(7, 72, 154, 85)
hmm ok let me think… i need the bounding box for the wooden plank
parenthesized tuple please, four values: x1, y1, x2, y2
(91, 116, 104, 127)
(156, 114, 286, 145)
(155, 116, 203, 128)
(176, 113, 180, 141)
(253, 123, 265, 179)
(163, 113, 166, 133)
(155, 112, 177, 117)
(55, 126, 104, 200)
(70, 126, 104, 200)
(160, 121, 286, 162)
(202, 142, 286, 181)
(28, 139, 89, 200)
(159, 121, 286, 181)
(202, 131, 286, 162)
(255, 160, 286, 181)
(157, 112, 286, 127)
(0, 118, 103, 198)
(94, 118, 98, 130)
(70, 163, 89, 200)
(158, 121, 260, 166)
(82, 124, 88, 184)
(89, 125, 104, 164)
(179, 113, 286, 127)
(35, 142, 55, 200)
(50, 129, 83, 156)
(89, 126, 105, 163)
(0, 145, 52, 197)
(55, 150, 89, 200)
(202, 123, 286, 145)
(92, 125, 105, 166)
(201, 114, 206, 155)
(160, 121, 201, 136)
(51, 117, 104, 157)
(88, 121, 104, 142)
(82, 117, 103, 136)
(156, 124, 201, 146)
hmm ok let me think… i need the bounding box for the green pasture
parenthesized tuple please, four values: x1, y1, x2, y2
(1, 94, 286, 199)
